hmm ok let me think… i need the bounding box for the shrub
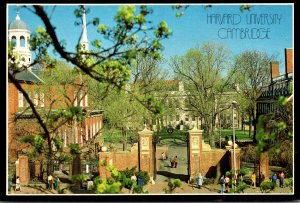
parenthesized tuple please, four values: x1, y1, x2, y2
(236, 182, 248, 193)
(164, 179, 182, 193)
(260, 181, 276, 193)
(136, 171, 150, 186)
(71, 174, 89, 183)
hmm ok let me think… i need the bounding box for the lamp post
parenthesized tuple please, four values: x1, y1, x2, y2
(232, 100, 237, 191)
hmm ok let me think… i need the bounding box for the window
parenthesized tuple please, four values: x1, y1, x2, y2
(34, 92, 39, 106)
(81, 128, 83, 144)
(20, 36, 25, 47)
(63, 129, 67, 147)
(85, 94, 88, 107)
(74, 91, 78, 106)
(176, 115, 180, 121)
(90, 124, 93, 138)
(80, 92, 83, 107)
(68, 127, 72, 144)
(75, 126, 78, 144)
(86, 125, 89, 141)
(40, 93, 44, 107)
(11, 36, 17, 47)
(185, 115, 189, 122)
(93, 123, 96, 136)
(18, 91, 23, 107)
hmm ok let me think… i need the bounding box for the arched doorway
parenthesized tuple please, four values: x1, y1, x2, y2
(152, 128, 190, 182)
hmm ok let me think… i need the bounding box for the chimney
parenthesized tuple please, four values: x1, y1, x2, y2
(270, 61, 279, 83)
(285, 48, 293, 78)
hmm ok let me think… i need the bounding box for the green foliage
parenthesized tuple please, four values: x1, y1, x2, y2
(164, 179, 182, 193)
(30, 26, 57, 69)
(58, 153, 73, 163)
(20, 135, 34, 144)
(278, 96, 288, 106)
(225, 171, 232, 179)
(96, 180, 122, 194)
(235, 182, 248, 193)
(136, 170, 150, 186)
(260, 181, 276, 193)
(33, 134, 45, 152)
(69, 143, 81, 154)
(72, 174, 89, 183)
(237, 168, 248, 176)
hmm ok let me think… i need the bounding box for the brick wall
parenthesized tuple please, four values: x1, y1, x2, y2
(285, 48, 293, 74)
(98, 151, 139, 178)
(201, 149, 230, 178)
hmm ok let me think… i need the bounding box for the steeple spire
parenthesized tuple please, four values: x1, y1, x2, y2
(80, 5, 89, 51)
(16, 6, 20, 20)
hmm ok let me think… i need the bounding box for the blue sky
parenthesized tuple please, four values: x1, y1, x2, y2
(8, 4, 293, 74)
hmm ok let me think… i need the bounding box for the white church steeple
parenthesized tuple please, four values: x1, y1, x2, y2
(80, 5, 89, 51)
(8, 8, 32, 68)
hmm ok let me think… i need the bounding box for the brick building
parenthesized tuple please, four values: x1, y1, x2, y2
(8, 9, 103, 180)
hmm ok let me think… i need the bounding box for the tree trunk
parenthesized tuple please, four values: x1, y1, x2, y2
(249, 118, 252, 138)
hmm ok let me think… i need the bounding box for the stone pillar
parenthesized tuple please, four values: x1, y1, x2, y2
(16, 155, 29, 185)
(188, 126, 203, 180)
(259, 151, 269, 182)
(138, 127, 153, 176)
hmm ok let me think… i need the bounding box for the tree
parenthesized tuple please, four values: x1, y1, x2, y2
(170, 43, 236, 147)
(15, 61, 85, 174)
(8, 5, 172, 167)
(232, 50, 274, 142)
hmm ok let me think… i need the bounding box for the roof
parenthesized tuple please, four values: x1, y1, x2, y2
(8, 14, 29, 30)
(14, 69, 43, 83)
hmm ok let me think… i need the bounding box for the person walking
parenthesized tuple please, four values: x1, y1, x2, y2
(161, 152, 166, 160)
(279, 171, 285, 188)
(219, 175, 225, 194)
(15, 176, 21, 191)
(251, 172, 256, 188)
(47, 174, 53, 190)
(130, 173, 137, 193)
(197, 172, 203, 189)
(54, 175, 60, 191)
(271, 173, 278, 185)
(224, 175, 230, 193)
(173, 156, 178, 168)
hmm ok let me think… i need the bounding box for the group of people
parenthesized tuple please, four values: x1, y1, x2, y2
(271, 171, 285, 188)
(219, 175, 231, 193)
(47, 174, 61, 191)
(161, 152, 178, 168)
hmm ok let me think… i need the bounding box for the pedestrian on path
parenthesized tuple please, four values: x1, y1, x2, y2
(15, 176, 21, 191)
(279, 171, 285, 188)
(54, 175, 60, 191)
(197, 172, 203, 189)
(130, 173, 137, 194)
(173, 156, 178, 168)
(170, 157, 174, 168)
(224, 175, 230, 193)
(271, 173, 277, 185)
(251, 172, 256, 188)
(161, 152, 166, 160)
(47, 174, 53, 190)
(219, 175, 225, 194)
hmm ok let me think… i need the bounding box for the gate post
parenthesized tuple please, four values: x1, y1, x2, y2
(188, 126, 203, 181)
(138, 126, 153, 177)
